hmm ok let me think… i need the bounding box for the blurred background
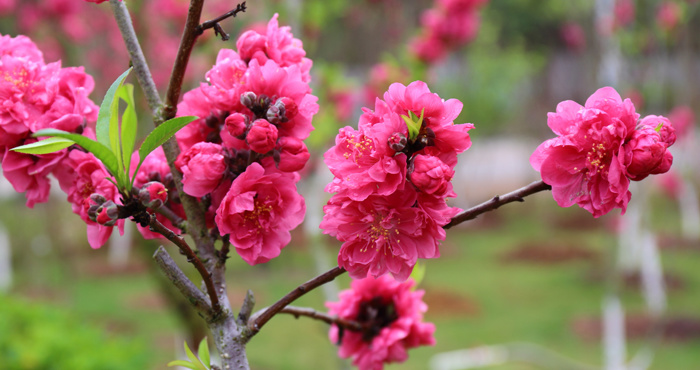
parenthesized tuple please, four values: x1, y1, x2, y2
(1, 0, 699, 369)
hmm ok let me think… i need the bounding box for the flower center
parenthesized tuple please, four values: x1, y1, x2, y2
(343, 132, 373, 161)
(243, 197, 272, 232)
(356, 296, 399, 342)
(584, 142, 610, 178)
(362, 212, 400, 252)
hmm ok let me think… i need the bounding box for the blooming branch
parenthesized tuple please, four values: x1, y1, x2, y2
(445, 180, 553, 229)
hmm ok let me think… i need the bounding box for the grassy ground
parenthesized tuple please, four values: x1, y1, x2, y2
(2, 191, 699, 369)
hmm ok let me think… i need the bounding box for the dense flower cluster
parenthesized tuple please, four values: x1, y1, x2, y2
(174, 14, 316, 265)
(410, 0, 489, 64)
(321, 81, 472, 281)
(0, 34, 98, 207)
(327, 275, 435, 370)
(531, 87, 675, 218)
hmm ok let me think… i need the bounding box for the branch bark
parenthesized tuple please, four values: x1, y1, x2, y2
(445, 180, 552, 229)
(277, 306, 363, 332)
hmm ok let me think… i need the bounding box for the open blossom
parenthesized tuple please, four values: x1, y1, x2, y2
(215, 163, 305, 265)
(327, 275, 435, 370)
(531, 87, 675, 217)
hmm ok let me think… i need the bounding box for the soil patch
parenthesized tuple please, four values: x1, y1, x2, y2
(422, 287, 479, 318)
(501, 243, 599, 264)
(572, 314, 700, 342)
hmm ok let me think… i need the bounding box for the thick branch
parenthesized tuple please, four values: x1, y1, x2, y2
(278, 306, 363, 332)
(109, 0, 162, 113)
(153, 246, 214, 320)
(445, 180, 552, 229)
(195, 2, 247, 41)
(245, 266, 347, 339)
(149, 215, 222, 316)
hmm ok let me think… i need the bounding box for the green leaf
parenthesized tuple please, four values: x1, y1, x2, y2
(166, 360, 201, 370)
(197, 338, 210, 368)
(133, 116, 197, 184)
(183, 341, 207, 370)
(401, 108, 425, 141)
(117, 83, 137, 185)
(32, 129, 119, 180)
(409, 261, 426, 288)
(96, 68, 132, 150)
(10, 137, 75, 155)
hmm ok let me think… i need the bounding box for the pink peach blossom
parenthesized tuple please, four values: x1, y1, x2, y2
(176, 142, 227, 198)
(327, 275, 435, 370)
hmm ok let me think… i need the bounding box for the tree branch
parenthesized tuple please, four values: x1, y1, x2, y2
(445, 180, 552, 229)
(245, 266, 347, 339)
(109, 0, 162, 113)
(153, 246, 214, 321)
(155, 205, 188, 232)
(277, 306, 363, 332)
(195, 2, 247, 41)
(149, 215, 222, 316)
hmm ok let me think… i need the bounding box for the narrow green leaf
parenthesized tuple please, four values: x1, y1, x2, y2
(183, 341, 207, 370)
(166, 360, 201, 370)
(117, 83, 137, 185)
(96, 68, 132, 150)
(109, 93, 122, 177)
(133, 116, 197, 183)
(10, 137, 74, 155)
(197, 338, 210, 368)
(32, 129, 119, 179)
(409, 261, 426, 288)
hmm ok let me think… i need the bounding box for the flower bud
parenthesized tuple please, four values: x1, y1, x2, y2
(240, 91, 257, 109)
(225, 113, 249, 139)
(277, 97, 298, 120)
(276, 136, 310, 172)
(139, 181, 168, 210)
(176, 143, 227, 198)
(409, 154, 454, 196)
(266, 104, 286, 125)
(388, 132, 407, 152)
(623, 126, 672, 181)
(247, 119, 278, 154)
(95, 200, 119, 227)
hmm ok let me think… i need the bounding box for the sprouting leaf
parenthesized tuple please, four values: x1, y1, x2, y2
(197, 338, 210, 368)
(409, 261, 426, 288)
(31, 129, 120, 183)
(117, 83, 137, 183)
(132, 116, 197, 183)
(10, 137, 75, 155)
(166, 360, 201, 370)
(96, 68, 132, 151)
(182, 340, 208, 370)
(401, 108, 425, 141)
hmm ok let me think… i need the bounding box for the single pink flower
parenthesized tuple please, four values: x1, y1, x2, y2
(215, 162, 305, 265)
(176, 142, 227, 198)
(531, 87, 640, 217)
(326, 275, 435, 370)
(622, 115, 675, 181)
(276, 136, 310, 172)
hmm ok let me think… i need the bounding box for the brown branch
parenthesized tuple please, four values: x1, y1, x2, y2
(278, 306, 362, 332)
(149, 215, 222, 316)
(195, 2, 247, 41)
(153, 246, 214, 321)
(155, 205, 188, 232)
(245, 266, 347, 339)
(445, 180, 552, 229)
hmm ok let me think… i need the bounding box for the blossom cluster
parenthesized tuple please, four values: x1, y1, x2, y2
(327, 275, 435, 370)
(531, 87, 675, 218)
(410, 0, 489, 64)
(171, 14, 316, 265)
(0, 34, 128, 248)
(321, 81, 473, 281)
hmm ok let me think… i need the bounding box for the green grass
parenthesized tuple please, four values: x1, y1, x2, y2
(2, 195, 699, 369)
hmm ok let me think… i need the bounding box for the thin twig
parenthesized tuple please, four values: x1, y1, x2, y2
(195, 2, 247, 41)
(245, 266, 347, 339)
(445, 180, 552, 229)
(149, 215, 222, 315)
(277, 306, 363, 332)
(153, 246, 214, 320)
(155, 205, 188, 232)
(237, 290, 256, 325)
(109, 0, 162, 113)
